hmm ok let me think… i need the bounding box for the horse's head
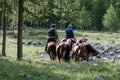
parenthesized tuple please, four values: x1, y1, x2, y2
(92, 49, 100, 56)
(85, 44, 100, 57)
(78, 38, 88, 43)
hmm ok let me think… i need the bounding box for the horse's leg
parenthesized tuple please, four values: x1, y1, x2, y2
(86, 57, 89, 61)
(86, 54, 89, 61)
(84, 52, 89, 61)
(57, 53, 61, 62)
(81, 55, 84, 61)
(51, 51, 55, 61)
(58, 55, 60, 62)
(83, 55, 89, 61)
(74, 52, 77, 61)
(49, 52, 53, 61)
(62, 53, 64, 62)
(57, 52, 61, 62)
(53, 49, 57, 60)
(71, 50, 75, 60)
(49, 49, 54, 61)
(75, 57, 78, 61)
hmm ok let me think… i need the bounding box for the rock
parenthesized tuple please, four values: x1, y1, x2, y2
(93, 63, 98, 66)
(26, 40, 33, 45)
(93, 74, 102, 80)
(109, 52, 114, 55)
(101, 57, 109, 60)
(118, 55, 120, 58)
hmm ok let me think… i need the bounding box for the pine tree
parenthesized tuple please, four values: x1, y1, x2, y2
(92, 0, 106, 31)
(103, 4, 120, 31)
(78, 7, 92, 30)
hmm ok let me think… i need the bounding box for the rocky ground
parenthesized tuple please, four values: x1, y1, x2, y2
(90, 41, 120, 61)
(11, 40, 120, 61)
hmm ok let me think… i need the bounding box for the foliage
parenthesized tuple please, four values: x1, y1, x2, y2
(103, 4, 120, 31)
(92, 0, 107, 31)
(111, 0, 120, 19)
(1, 0, 120, 31)
(77, 7, 92, 28)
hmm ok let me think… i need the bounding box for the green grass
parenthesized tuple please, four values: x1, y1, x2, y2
(0, 28, 120, 80)
(2, 28, 120, 43)
(0, 57, 120, 80)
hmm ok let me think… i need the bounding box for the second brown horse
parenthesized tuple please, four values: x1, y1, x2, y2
(56, 41, 71, 62)
(72, 42, 100, 61)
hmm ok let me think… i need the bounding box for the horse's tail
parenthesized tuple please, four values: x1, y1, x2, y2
(65, 44, 71, 61)
(85, 44, 99, 56)
(51, 44, 56, 57)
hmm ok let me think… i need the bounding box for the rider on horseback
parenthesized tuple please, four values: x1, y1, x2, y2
(45, 24, 59, 51)
(62, 24, 75, 42)
(65, 24, 74, 39)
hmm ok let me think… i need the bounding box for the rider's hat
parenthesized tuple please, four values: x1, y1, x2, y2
(50, 24, 56, 28)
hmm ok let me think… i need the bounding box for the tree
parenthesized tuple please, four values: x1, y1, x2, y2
(92, 0, 106, 31)
(111, 0, 120, 20)
(79, 0, 93, 11)
(78, 7, 92, 30)
(17, 0, 24, 60)
(10, 0, 18, 36)
(2, 0, 6, 56)
(116, 1, 120, 20)
(103, 4, 120, 31)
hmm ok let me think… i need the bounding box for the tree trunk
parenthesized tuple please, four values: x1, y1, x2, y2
(2, 5, 6, 56)
(17, 0, 24, 60)
(12, 26, 15, 36)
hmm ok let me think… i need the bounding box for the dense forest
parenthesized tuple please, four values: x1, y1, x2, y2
(0, 0, 120, 31)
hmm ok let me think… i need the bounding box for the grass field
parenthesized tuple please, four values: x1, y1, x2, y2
(0, 28, 120, 80)
(0, 57, 120, 80)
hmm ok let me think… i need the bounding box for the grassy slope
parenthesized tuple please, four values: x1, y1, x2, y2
(0, 28, 120, 80)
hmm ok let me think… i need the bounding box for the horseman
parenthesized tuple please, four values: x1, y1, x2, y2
(45, 24, 59, 51)
(62, 24, 75, 42)
(65, 24, 74, 39)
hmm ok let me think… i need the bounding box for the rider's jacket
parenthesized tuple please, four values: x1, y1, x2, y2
(65, 27, 74, 38)
(48, 28, 58, 39)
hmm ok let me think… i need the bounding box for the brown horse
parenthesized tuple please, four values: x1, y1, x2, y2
(72, 38, 87, 61)
(72, 44, 81, 61)
(66, 38, 76, 50)
(56, 42, 71, 62)
(47, 41, 56, 60)
(72, 42, 100, 61)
